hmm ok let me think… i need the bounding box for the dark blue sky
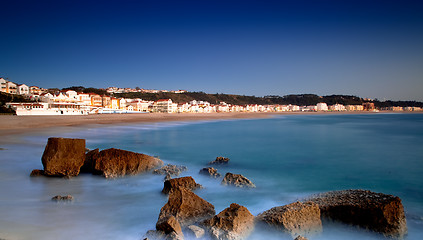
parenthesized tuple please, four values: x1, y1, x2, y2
(1, 0, 422, 101)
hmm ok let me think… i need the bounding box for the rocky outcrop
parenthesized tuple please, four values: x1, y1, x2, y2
(30, 169, 45, 177)
(162, 176, 202, 194)
(256, 201, 322, 238)
(51, 195, 74, 201)
(221, 173, 256, 188)
(199, 167, 221, 178)
(307, 189, 407, 239)
(41, 137, 86, 177)
(186, 225, 205, 239)
(156, 215, 184, 237)
(209, 157, 230, 165)
(153, 164, 188, 179)
(80, 148, 99, 173)
(294, 236, 308, 240)
(204, 203, 255, 240)
(90, 148, 163, 178)
(158, 187, 215, 227)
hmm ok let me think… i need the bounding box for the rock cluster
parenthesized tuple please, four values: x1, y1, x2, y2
(199, 167, 221, 178)
(221, 173, 256, 188)
(31, 138, 163, 178)
(162, 176, 202, 194)
(209, 156, 230, 165)
(256, 201, 322, 238)
(307, 189, 407, 238)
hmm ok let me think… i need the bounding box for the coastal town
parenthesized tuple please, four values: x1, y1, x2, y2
(1, 77, 422, 115)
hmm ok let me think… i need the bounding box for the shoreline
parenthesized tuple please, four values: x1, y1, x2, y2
(0, 111, 417, 138)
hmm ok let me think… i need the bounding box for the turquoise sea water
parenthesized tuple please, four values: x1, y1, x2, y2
(0, 113, 422, 240)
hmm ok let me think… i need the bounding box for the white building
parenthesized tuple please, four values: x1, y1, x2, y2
(5, 81, 17, 94)
(17, 84, 30, 95)
(330, 104, 346, 111)
(0, 78, 6, 92)
(316, 103, 328, 111)
(152, 99, 174, 113)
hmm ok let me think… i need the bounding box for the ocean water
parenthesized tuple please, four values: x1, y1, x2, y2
(0, 113, 422, 240)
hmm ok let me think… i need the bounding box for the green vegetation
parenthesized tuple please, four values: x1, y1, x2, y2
(0, 92, 32, 114)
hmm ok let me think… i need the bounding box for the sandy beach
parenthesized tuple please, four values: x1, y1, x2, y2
(0, 111, 403, 137)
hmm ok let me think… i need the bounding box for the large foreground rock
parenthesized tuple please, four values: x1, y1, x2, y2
(158, 187, 215, 227)
(162, 176, 202, 194)
(256, 201, 322, 238)
(204, 203, 255, 240)
(90, 148, 163, 178)
(221, 173, 256, 188)
(41, 137, 86, 177)
(307, 189, 407, 238)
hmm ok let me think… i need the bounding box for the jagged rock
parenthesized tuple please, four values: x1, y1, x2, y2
(90, 148, 163, 178)
(153, 164, 188, 178)
(221, 173, 256, 188)
(256, 201, 322, 238)
(209, 157, 230, 165)
(294, 236, 308, 240)
(30, 169, 45, 177)
(162, 176, 202, 194)
(41, 137, 86, 177)
(307, 189, 407, 239)
(156, 215, 183, 237)
(80, 148, 99, 173)
(51, 195, 74, 201)
(144, 230, 165, 240)
(158, 187, 215, 227)
(186, 225, 205, 239)
(199, 167, 221, 178)
(204, 203, 255, 240)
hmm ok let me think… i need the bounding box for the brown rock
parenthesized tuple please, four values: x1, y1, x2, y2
(41, 137, 86, 177)
(221, 173, 256, 188)
(256, 201, 322, 238)
(158, 187, 215, 227)
(307, 189, 407, 239)
(30, 169, 45, 177)
(52, 195, 74, 201)
(91, 148, 163, 178)
(209, 156, 230, 165)
(294, 236, 308, 240)
(162, 176, 202, 194)
(80, 148, 99, 173)
(153, 164, 188, 178)
(156, 215, 183, 237)
(204, 203, 255, 240)
(199, 167, 221, 178)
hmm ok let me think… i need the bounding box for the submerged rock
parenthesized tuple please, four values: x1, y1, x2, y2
(51, 195, 74, 201)
(41, 137, 86, 177)
(186, 225, 205, 239)
(153, 164, 188, 179)
(294, 236, 308, 240)
(162, 176, 202, 194)
(158, 187, 215, 227)
(204, 203, 255, 240)
(307, 189, 407, 239)
(209, 157, 230, 165)
(256, 201, 322, 238)
(199, 167, 221, 178)
(221, 173, 256, 188)
(90, 148, 163, 178)
(30, 169, 45, 177)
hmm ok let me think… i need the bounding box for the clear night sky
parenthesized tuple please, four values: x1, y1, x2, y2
(1, 0, 422, 101)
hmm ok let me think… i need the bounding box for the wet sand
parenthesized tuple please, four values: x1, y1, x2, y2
(0, 111, 389, 137)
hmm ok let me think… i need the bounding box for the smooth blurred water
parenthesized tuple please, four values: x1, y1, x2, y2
(1, 113, 422, 240)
